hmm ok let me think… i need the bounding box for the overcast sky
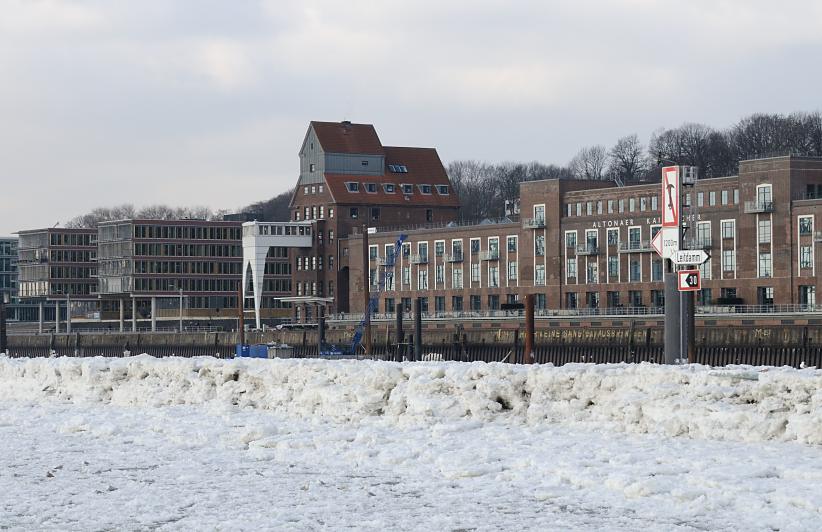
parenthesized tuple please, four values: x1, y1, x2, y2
(2, 0, 821, 235)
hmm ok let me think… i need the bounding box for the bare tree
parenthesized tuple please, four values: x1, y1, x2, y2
(608, 134, 648, 183)
(569, 145, 608, 180)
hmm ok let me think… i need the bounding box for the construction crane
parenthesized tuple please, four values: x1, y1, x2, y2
(350, 233, 407, 354)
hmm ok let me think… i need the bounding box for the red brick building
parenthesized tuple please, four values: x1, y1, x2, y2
(289, 121, 459, 319)
(347, 156, 822, 315)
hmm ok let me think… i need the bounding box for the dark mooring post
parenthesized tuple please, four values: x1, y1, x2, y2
(238, 282, 245, 346)
(362, 224, 371, 356)
(413, 297, 422, 362)
(395, 307, 404, 362)
(0, 294, 8, 355)
(663, 260, 680, 364)
(318, 306, 326, 357)
(524, 293, 535, 364)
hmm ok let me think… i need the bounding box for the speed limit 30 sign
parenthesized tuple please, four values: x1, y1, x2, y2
(677, 269, 700, 291)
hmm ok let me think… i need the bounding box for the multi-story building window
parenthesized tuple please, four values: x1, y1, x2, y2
(799, 217, 813, 236)
(489, 266, 500, 287)
(757, 286, 774, 306)
(536, 294, 547, 310)
(607, 291, 620, 308)
(508, 261, 518, 281)
(535, 265, 546, 285)
(607, 256, 618, 279)
(698, 288, 712, 305)
(418, 242, 428, 262)
(566, 258, 577, 279)
(565, 231, 576, 249)
(800, 286, 816, 306)
(629, 227, 641, 248)
(721, 220, 734, 239)
(470, 263, 480, 283)
(651, 196, 658, 210)
(452, 240, 463, 260)
(586, 261, 598, 284)
(385, 271, 394, 291)
(607, 228, 618, 246)
(699, 258, 711, 280)
(534, 205, 545, 223)
(369, 245, 378, 260)
(470, 238, 480, 255)
(470, 295, 481, 311)
(651, 290, 664, 307)
(629, 198, 636, 212)
(566, 292, 577, 309)
(435, 264, 444, 284)
(402, 266, 411, 287)
(800, 246, 813, 269)
(607, 200, 614, 213)
(435, 241, 445, 257)
(350, 207, 359, 219)
(759, 253, 772, 278)
(758, 219, 771, 244)
(488, 295, 500, 310)
(628, 290, 642, 306)
(709, 191, 716, 206)
(435, 296, 446, 312)
(651, 259, 663, 282)
(385, 298, 395, 313)
(452, 268, 463, 289)
(507, 236, 517, 253)
(417, 268, 428, 290)
(452, 296, 463, 311)
(586, 292, 600, 309)
(586, 202, 593, 216)
(619, 199, 625, 213)
(535, 235, 545, 256)
(757, 184, 773, 207)
(328, 255, 334, 270)
(697, 192, 704, 207)
(401, 297, 412, 312)
(640, 197, 647, 212)
(723, 250, 736, 272)
(721, 190, 728, 205)
(629, 258, 641, 282)
(733, 189, 739, 204)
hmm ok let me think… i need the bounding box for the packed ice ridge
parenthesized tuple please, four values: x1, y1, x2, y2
(2, 355, 822, 445)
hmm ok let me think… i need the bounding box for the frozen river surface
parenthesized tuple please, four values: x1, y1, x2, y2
(2, 356, 822, 530)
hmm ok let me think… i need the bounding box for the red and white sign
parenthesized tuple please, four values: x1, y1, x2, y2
(677, 269, 700, 291)
(652, 227, 680, 259)
(661, 166, 679, 228)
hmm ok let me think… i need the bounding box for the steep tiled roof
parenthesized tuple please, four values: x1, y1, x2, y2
(324, 146, 459, 207)
(310, 121, 384, 155)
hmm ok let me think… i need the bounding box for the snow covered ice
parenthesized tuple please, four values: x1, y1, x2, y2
(2, 356, 822, 530)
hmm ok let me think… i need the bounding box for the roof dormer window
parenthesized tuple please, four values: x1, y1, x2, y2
(419, 184, 432, 194)
(383, 183, 396, 193)
(436, 185, 449, 195)
(365, 183, 377, 193)
(388, 164, 408, 173)
(361, 160, 369, 167)
(401, 184, 413, 195)
(345, 182, 360, 193)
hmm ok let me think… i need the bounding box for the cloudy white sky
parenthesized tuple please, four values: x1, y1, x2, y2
(2, 0, 821, 235)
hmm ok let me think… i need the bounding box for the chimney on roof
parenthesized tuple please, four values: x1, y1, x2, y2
(341, 120, 352, 132)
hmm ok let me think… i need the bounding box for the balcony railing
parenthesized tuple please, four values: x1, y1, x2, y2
(376, 256, 395, 266)
(685, 238, 712, 250)
(576, 244, 599, 256)
(410, 254, 429, 264)
(618, 240, 651, 253)
(744, 200, 775, 213)
(522, 217, 546, 229)
(328, 304, 822, 323)
(445, 252, 463, 262)
(479, 250, 500, 261)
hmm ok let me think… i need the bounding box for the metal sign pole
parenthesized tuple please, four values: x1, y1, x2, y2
(662, 166, 681, 364)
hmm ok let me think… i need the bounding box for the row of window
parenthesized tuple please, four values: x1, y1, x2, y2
(368, 236, 518, 264)
(344, 182, 449, 196)
(374, 261, 518, 292)
(132, 225, 242, 241)
(134, 243, 242, 258)
(561, 188, 741, 218)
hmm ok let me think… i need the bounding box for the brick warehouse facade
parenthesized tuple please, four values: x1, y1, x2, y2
(346, 156, 822, 315)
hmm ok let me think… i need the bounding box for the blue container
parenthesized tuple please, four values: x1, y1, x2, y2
(249, 344, 268, 358)
(235, 344, 250, 358)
